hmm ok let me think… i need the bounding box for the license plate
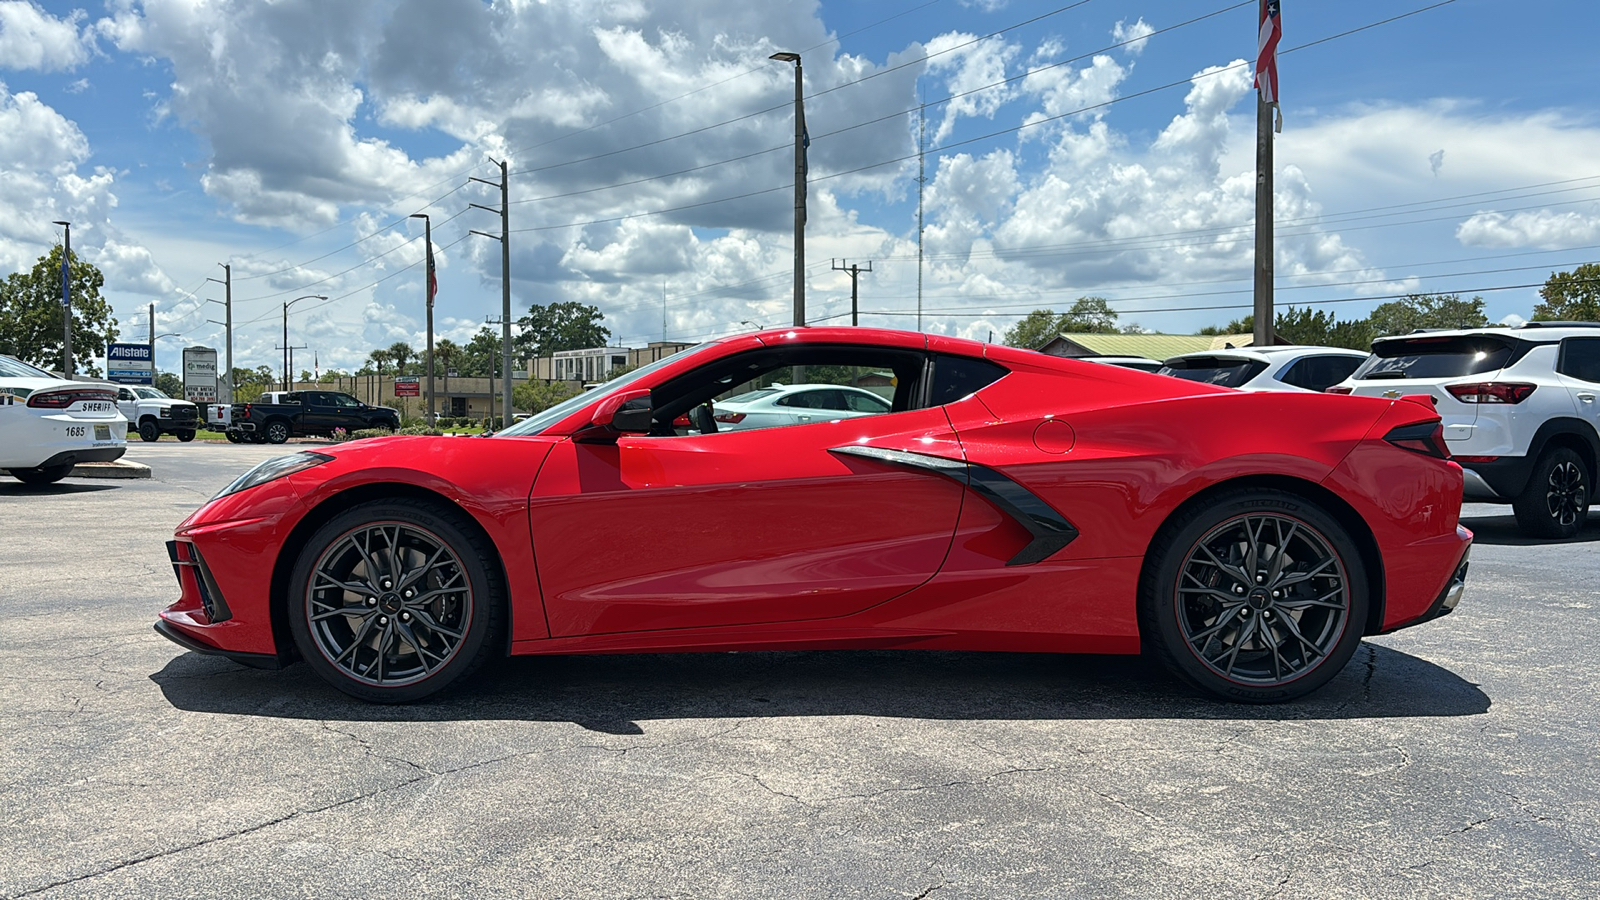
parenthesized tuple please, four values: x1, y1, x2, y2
(95, 424, 111, 440)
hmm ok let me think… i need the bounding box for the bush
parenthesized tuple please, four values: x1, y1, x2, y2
(347, 428, 391, 440)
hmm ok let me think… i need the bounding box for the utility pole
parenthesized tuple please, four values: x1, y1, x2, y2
(916, 99, 927, 333)
(409, 213, 436, 424)
(484, 314, 504, 427)
(832, 259, 873, 326)
(206, 265, 233, 403)
(470, 158, 513, 422)
(276, 343, 307, 389)
(1252, 0, 1281, 348)
(147, 302, 155, 383)
(770, 52, 806, 328)
(51, 221, 72, 377)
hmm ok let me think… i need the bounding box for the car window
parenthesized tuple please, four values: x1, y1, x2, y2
(723, 388, 780, 404)
(0, 356, 57, 378)
(1158, 357, 1268, 388)
(1559, 337, 1600, 384)
(1351, 335, 1525, 380)
(845, 391, 891, 413)
(118, 388, 134, 400)
(776, 391, 824, 409)
(1280, 355, 1363, 391)
(928, 354, 1007, 405)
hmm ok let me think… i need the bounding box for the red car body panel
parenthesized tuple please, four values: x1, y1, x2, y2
(158, 327, 1470, 670)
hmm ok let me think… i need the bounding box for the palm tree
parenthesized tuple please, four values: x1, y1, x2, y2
(434, 339, 460, 413)
(387, 341, 415, 376)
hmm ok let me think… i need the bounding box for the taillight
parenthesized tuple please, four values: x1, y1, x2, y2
(1445, 383, 1536, 404)
(1384, 421, 1451, 460)
(1325, 385, 1354, 395)
(26, 388, 115, 408)
(1456, 455, 1500, 463)
(714, 412, 747, 423)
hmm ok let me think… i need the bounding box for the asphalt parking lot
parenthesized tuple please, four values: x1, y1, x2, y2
(2, 440, 1598, 898)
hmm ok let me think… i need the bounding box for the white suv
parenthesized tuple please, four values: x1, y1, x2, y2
(1330, 323, 1600, 538)
(1157, 345, 1369, 393)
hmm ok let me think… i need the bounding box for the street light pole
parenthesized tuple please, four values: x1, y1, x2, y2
(770, 52, 806, 329)
(51, 221, 72, 377)
(282, 294, 326, 390)
(469, 159, 513, 425)
(206, 265, 232, 402)
(410, 213, 436, 425)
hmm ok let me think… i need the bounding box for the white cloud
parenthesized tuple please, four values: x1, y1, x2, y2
(1456, 209, 1600, 249)
(0, 1, 93, 72)
(1112, 18, 1154, 56)
(925, 32, 1018, 143)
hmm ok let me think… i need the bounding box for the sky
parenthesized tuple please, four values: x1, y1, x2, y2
(3, 0, 1599, 377)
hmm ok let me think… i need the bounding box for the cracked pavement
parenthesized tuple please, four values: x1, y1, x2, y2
(2, 441, 1598, 897)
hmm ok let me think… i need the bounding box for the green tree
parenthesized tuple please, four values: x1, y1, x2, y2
(1367, 293, 1488, 337)
(1060, 296, 1119, 333)
(1274, 307, 1375, 351)
(1199, 315, 1252, 336)
(512, 380, 578, 415)
(387, 341, 415, 375)
(1002, 309, 1066, 349)
(514, 301, 610, 360)
(155, 371, 183, 397)
(230, 365, 277, 403)
(460, 327, 502, 377)
(0, 246, 119, 377)
(1533, 263, 1600, 322)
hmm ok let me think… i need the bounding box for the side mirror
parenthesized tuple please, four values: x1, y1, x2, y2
(579, 388, 652, 441)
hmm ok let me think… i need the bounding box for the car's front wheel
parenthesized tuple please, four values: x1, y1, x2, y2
(10, 463, 73, 485)
(1139, 489, 1368, 703)
(1512, 446, 1589, 539)
(138, 421, 160, 442)
(287, 499, 505, 702)
(264, 420, 290, 444)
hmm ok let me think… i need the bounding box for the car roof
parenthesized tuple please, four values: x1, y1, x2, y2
(1372, 322, 1600, 346)
(1162, 345, 1368, 364)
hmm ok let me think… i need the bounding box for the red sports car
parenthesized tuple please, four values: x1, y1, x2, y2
(156, 327, 1471, 703)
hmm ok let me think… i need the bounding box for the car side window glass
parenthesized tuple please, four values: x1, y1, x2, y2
(928, 355, 1008, 405)
(1559, 338, 1600, 384)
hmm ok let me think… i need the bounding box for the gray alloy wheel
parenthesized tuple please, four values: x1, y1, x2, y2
(287, 499, 504, 702)
(11, 463, 73, 485)
(177, 430, 196, 442)
(1141, 489, 1368, 703)
(225, 431, 242, 443)
(1513, 446, 1589, 539)
(265, 419, 291, 444)
(138, 420, 160, 442)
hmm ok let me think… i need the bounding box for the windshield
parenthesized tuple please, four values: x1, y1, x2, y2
(494, 343, 711, 437)
(134, 387, 169, 399)
(1157, 357, 1268, 388)
(1352, 336, 1523, 380)
(0, 356, 57, 379)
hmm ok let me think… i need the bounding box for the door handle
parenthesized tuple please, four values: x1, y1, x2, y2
(797, 415, 812, 422)
(1580, 393, 1596, 403)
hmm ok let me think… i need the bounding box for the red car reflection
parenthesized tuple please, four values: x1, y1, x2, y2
(156, 327, 1470, 703)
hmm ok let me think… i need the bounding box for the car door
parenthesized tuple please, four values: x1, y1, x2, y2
(115, 387, 138, 422)
(1557, 337, 1600, 439)
(527, 405, 967, 637)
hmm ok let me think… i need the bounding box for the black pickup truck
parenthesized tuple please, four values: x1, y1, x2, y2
(228, 390, 400, 444)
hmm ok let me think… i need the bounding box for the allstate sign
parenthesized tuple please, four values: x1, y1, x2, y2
(107, 342, 154, 385)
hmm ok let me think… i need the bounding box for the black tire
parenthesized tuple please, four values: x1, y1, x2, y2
(264, 419, 291, 444)
(11, 464, 73, 485)
(177, 430, 197, 443)
(138, 420, 161, 442)
(1139, 488, 1368, 703)
(380, 418, 399, 433)
(287, 498, 505, 702)
(1512, 446, 1590, 539)
(225, 431, 242, 444)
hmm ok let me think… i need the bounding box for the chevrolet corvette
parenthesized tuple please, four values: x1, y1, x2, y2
(156, 327, 1471, 703)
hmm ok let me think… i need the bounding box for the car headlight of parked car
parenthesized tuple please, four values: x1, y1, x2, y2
(214, 451, 333, 500)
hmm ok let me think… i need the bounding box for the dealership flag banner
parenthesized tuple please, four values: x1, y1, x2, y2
(1256, 0, 1282, 132)
(425, 239, 437, 308)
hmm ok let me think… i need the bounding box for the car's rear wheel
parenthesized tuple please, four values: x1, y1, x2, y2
(288, 499, 505, 702)
(1139, 489, 1368, 703)
(225, 431, 242, 443)
(138, 421, 160, 442)
(11, 464, 73, 485)
(1512, 446, 1589, 539)
(265, 420, 290, 444)
(177, 430, 196, 442)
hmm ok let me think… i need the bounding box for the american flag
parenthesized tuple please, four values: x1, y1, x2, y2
(1255, 0, 1282, 107)
(425, 239, 437, 307)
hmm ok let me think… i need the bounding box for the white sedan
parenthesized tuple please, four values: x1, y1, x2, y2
(1, 355, 128, 485)
(709, 383, 892, 432)
(1157, 346, 1368, 393)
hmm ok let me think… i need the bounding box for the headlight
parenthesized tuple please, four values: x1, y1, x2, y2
(214, 451, 333, 500)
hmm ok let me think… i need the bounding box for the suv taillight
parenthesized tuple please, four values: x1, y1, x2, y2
(1445, 382, 1536, 404)
(1325, 386, 1354, 395)
(1384, 421, 1452, 460)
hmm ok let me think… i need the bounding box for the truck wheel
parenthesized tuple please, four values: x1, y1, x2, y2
(138, 421, 161, 442)
(177, 430, 197, 442)
(226, 431, 242, 444)
(265, 420, 291, 444)
(1513, 446, 1590, 539)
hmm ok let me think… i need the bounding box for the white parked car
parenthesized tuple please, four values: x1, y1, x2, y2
(1330, 323, 1600, 537)
(1083, 355, 1163, 372)
(115, 384, 201, 442)
(1158, 346, 1368, 393)
(0, 355, 127, 485)
(708, 383, 892, 432)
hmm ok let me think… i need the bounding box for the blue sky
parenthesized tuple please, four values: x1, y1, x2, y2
(3, 0, 1598, 375)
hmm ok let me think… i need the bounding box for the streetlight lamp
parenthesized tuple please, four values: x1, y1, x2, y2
(51, 221, 72, 377)
(769, 51, 806, 329)
(283, 294, 326, 390)
(739, 319, 765, 331)
(410, 213, 437, 425)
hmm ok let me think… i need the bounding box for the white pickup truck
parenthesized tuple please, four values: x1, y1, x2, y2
(114, 385, 201, 442)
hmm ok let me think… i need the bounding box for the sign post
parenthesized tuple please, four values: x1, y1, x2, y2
(182, 346, 220, 405)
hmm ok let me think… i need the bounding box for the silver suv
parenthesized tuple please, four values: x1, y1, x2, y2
(1331, 323, 1600, 538)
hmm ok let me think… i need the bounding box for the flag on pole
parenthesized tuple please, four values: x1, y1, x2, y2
(1256, 0, 1282, 132)
(799, 114, 810, 227)
(59, 247, 70, 308)
(425, 240, 437, 307)
(314, 351, 319, 381)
